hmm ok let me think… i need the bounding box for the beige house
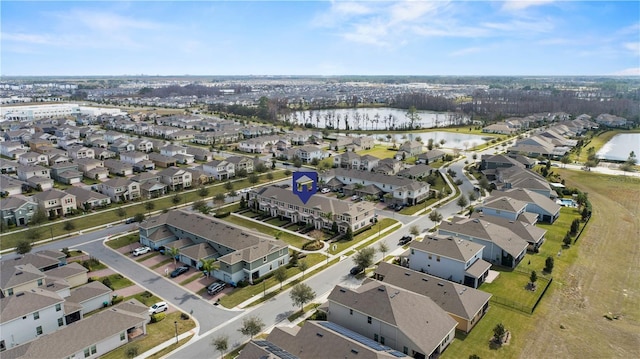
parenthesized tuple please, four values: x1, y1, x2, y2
(32, 189, 77, 217)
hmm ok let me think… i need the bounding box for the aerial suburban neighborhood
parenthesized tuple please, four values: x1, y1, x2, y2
(0, 1, 639, 358)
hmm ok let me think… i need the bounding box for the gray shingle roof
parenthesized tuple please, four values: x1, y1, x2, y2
(440, 218, 529, 258)
(373, 262, 492, 321)
(409, 234, 485, 262)
(0, 288, 64, 324)
(66, 280, 112, 304)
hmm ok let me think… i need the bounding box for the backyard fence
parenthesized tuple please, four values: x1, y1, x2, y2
(490, 276, 553, 315)
(573, 215, 591, 245)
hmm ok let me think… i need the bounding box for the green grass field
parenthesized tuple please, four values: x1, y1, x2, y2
(356, 144, 398, 159)
(221, 214, 309, 249)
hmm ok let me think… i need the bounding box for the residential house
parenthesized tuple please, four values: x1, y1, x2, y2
(374, 158, 404, 175)
(186, 146, 214, 161)
(130, 138, 153, 152)
(0, 262, 46, 297)
(183, 167, 212, 186)
(138, 210, 289, 285)
(240, 320, 408, 359)
(0, 158, 18, 174)
(0, 175, 26, 196)
(203, 159, 235, 180)
(103, 159, 134, 177)
(397, 164, 434, 180)
(373, 262, 492, 333)
(225, 156, 254, 174)
(16, 165, 50, 182)
(416, 149, 446, 165)
(0, 141, 27, 159)
(1, 299, 147, 358)
(295, 145, 327, 164)
(406, 234, 491, 288)
(67, 146, 95, 160)
(40, 262, 88, 288)
(438, 217, 529, 268)
(109, 139, 135, 154)
(326, 281, 457, 359)
(98, 178, 140, 203)
(103, 131, 126, 144)
(17, 152, 48, 166)
(49, 163, 82, 185)
(250, 185, 376, 233)
(75, 158, 109, 180)
(0, 289, 66, 349)
(159, 144, 188, 157)
(65, 281, 113, 315)
(487, 167, 556, 199)
(93, 148, 116, 161)
(394, 141, 424, 160)
(481, 122, 519, 135)
(0, 196, 38, 227)
(470, 212, 547, 251)
(158, 167, 192, 191)
(119, 152, 155, 171)
(475, 196, 528, 222)
(489, 188, 561, 223)
(64, 187, 112, 210)
(147, 152, 176, 168)
(595, 113, 628, 127)
(507, 136, 569, 159)
(320, 168, 430, 205)
(32, 189, 77, 217)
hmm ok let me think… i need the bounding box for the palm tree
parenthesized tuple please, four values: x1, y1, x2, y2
(201, 258, 216, 278)
(166, 247, 180, 269)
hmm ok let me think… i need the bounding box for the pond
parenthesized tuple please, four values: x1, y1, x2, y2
(285, 107, 471, 130)
(596, 133, 640, 162)
(368, 131, 492, 150)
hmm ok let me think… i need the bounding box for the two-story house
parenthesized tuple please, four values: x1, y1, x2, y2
(406, 234, 491, 288)
(130, 139, 153, 153)
(17, 152, 48, 166)
(203, 159, 235, 180)
(158, 168, 192, 191)
(295, 145, 327, 164)
(65, 187, 112, 210)
(98, 178, 140, 203)
(67, 146, 95, 160)
(225, 156, 254, 174)
(32, 189, 77, 217)
(103, 159, 134, 177)
(394, 141, 424, 160)
(0, 196, 38, 227)
(326, 281, 457, 359)
(75, 158, 109, 180)
(49, 163, 83, 185)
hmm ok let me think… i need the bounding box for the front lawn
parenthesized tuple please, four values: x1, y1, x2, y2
(356, 144, 397, 159)
(331, 218, 399, 253)
(221, 214, 308, 249)
(106, 234, 140, 250)
(99, 273, 134, 291)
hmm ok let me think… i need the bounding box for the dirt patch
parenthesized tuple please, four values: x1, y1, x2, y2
(521, 171, 640, 358)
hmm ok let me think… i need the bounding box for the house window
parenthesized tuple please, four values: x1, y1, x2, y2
(428, 254, 432, 260)
(367, 316, 372, 324)
(437, 256, 441, 262)
(380, 336, 385, 345)
(58, 318, 64, 327)
(33, 311, 40, 320)
(263, 256, 267, 263)
(403, 346, 409, 354)
(84, 348, 90, 358)
(7, 288, 13, 296)
(349, 309, 353, 315)
(120, 332, 126, 341)
(36, 326, 42, 335)
(374, 333, 379, 342)
(37, 279, 43, 286)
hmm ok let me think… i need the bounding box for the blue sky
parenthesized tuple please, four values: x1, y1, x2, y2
(2, 1, 639, 76)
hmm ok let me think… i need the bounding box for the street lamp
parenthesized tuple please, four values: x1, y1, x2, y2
(174, 321, 178, 344)
(263, 280, 266, 298)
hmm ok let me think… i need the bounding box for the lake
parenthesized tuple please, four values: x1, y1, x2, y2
(346, 131, 491, 150)
(285, 107, 470, 130)
(596, 133, 640, 161)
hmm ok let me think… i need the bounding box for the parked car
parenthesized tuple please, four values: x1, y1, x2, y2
(398, 235, 412, 245)
(321, 188, 331, 194)
(394, 204, 405, 212)
(350, 266, 363, 276)
(125, 217, 136, 224)
(170, 266, 189, 278)
(148, 302, 168, 314)
(132, 246, 151, 256)
(351, 195, 359, 201)
(207, 281, 226, 296)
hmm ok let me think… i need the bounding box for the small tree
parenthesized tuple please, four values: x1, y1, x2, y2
(213, 193, 226, 207)
(171, 194, 181, 207)
(197, 186, 210, 198)
(353, 247, 375, 270)
(144, 201, 155, 214)
(25, 228, 41, 240)
(63, 221, 75, 234)
(298, 260, 309, 279)
(166, 247, 180, 269)
(378, 242, 389, 262)
(274, 266, 287, 289)
(239, 196, 247, 209)
(456, 194, 469, 211)
(30, 207, 48, 225)
(133, 212, 146, 223)
(529, 270, 538, 289)
(544, 256, 554, 273)
(266, 172, 274, 180)
(16, 240, 32, 254)
(238, 316, 264, 340)
(224, 181, 233, 191)
(211, 335, 229, 359)
(563, 231, 572, 247)
(248, 174, 259, 184)
(429, 210, 443, 228)
(290, 251, 299, 266)
(493, 323, 506, 344)
(345, 227, 353, 240)
(570, 218, 580, 236)
(290, 283, 316, 312)
(409, 225, 420, 237)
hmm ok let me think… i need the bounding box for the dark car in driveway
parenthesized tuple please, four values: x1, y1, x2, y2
(350, 266, 363, 275)
(170, 266, 189, 278)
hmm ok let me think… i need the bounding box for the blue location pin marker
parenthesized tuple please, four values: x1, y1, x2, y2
(292, 171, 318, 204)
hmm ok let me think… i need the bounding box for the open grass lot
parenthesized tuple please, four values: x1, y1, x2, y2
(223, 214, 308, 249)
(218, 253, 324, 308)
(99, 273, 134, 290)
(443, 170, 640, 358)
(106, 233, 139, 250)
(356, 144, 398, 159)
(0, 170, 289, 251)
(99, 311, 195, 359)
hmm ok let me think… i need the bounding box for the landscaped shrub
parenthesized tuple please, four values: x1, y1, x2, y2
(180, 312, 190, 320)
(112, 295, 124, 305)
(81, 257, 101, 271)
(141, 291, 153, 298)
(150, 312, 166, 323)
(214, 212, 230, 218)
(101, 277, 113, 289)
(125, 346, 139, 359)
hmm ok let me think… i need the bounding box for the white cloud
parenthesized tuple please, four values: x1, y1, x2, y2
(481, 18, 554, 34)
(609, 67, 640, 76)
(623, 42, 640, 53)
(501, 0, 555, 12)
